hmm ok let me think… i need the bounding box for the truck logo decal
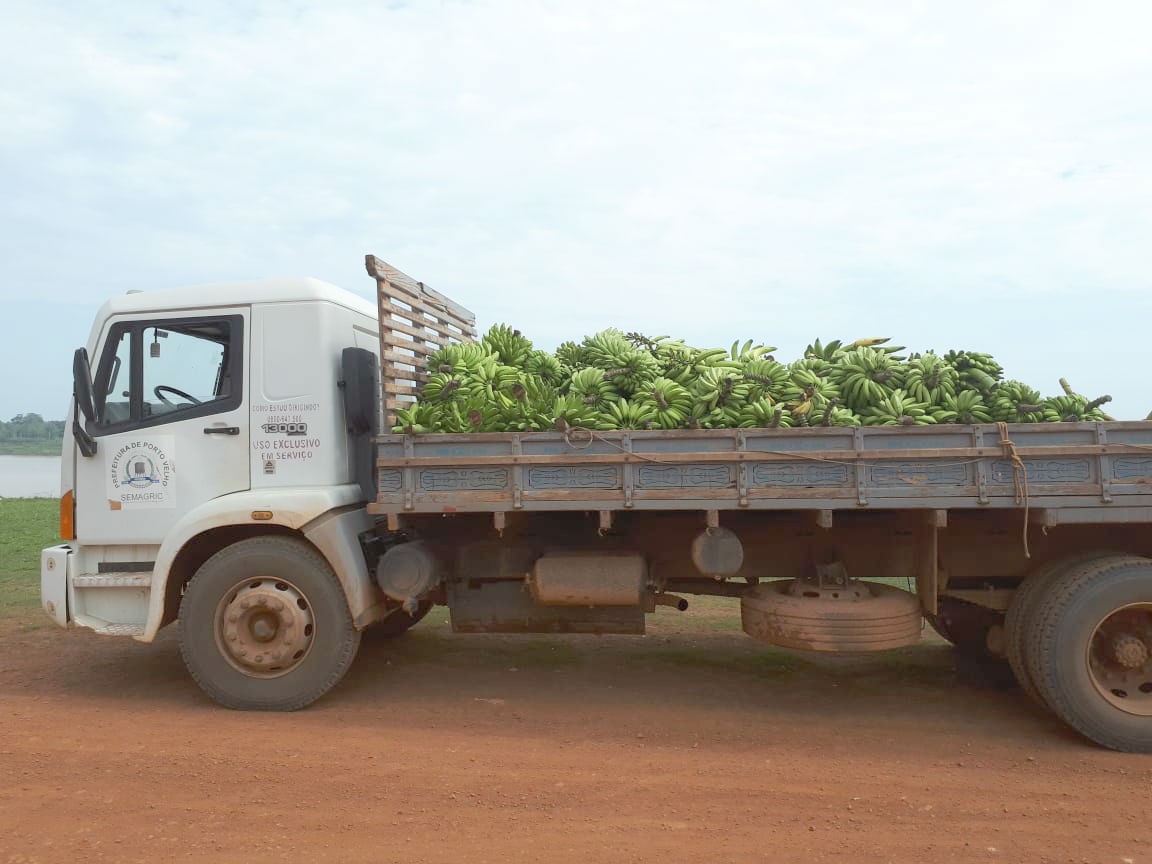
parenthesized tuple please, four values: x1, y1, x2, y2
(107, 436, 175, 509)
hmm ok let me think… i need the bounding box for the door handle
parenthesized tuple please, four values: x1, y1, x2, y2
(203, 426, 240, 435)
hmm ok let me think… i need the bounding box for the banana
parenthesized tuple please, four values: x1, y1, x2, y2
(944, 389, 991, 424)
(583, 329, 660, 395)
(636, 377, 693, 429)
(597, 398, 657, 430)
(738, 398, 794, 429)
(395, 326, 1118, 433)
(861, 389, 937, 426)
(989, 380, 1044, 424)
(904, 352, 959, 404)
(481, 324, 533, 367)
(568, 367, 619, 412)
(424, 341, 494, 375)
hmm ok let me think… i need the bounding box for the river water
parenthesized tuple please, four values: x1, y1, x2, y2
(0, 456, 62, 498)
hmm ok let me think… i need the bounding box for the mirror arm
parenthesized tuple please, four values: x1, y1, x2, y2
(73, 413, 97, 458)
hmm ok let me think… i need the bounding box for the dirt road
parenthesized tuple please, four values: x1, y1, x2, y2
(2, 606, 1150, 864)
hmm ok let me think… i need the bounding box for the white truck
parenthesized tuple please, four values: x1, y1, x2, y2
(41, 254, 1152, 752)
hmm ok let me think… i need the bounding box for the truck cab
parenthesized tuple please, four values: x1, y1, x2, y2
(41, 275, 402, 704)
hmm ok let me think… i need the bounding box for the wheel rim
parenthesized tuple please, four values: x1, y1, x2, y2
(214, 577, 315, 678)
(1087, 602, 1152, 716)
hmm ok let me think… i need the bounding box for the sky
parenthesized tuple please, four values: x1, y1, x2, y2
(2, 0, 1151, 420)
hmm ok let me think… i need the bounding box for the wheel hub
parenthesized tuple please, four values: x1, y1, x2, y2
(1088, 604, 1152, 716)
(215, 579, 315, 678)
(1111, 634, 1149, 669)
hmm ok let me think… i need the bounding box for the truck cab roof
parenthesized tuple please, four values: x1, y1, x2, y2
(97, 277, 377, 319)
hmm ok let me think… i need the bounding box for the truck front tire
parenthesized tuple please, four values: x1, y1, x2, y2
(178, 536, 361, 711)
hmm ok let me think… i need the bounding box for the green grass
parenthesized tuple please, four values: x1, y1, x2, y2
(0, 440, 64, 456)
(0, 498, 58, 618)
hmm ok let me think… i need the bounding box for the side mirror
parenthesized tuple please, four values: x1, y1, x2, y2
(72, 348, 98, 457)
(73, 348, 96, 423)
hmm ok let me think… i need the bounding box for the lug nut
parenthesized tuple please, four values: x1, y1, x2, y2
(240, 598, 251, 610)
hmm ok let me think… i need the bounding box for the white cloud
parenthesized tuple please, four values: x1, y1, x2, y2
(1, 0, 1151, 418)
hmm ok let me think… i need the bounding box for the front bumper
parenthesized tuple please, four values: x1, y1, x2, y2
(40, 544, 73, 628)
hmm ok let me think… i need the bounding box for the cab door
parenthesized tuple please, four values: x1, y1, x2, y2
(75, 310, 250, 545)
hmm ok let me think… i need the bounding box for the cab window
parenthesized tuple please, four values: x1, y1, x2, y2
(91, 315, 243, 433)
(142, 323, 231, 417)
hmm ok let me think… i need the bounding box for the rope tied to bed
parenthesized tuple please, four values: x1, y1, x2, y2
(996, 421, 1031, 558)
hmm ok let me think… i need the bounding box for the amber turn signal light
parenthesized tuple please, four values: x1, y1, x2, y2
(59, 490, 75, 541)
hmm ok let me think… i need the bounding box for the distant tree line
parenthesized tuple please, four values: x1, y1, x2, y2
(0, 414, 66, 442)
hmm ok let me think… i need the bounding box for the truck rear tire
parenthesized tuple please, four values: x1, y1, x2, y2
(178, 536, 361, 711)
(1005, 551, 1125, 709)
(1025, 556, 1152, 752)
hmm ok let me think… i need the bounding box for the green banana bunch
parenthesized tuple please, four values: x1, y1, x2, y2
(481, 324, 533, 367)
(691, 367, 751, 413)
(651, 339, 696, 380)
(425, 341, 494, 375)
(861, 390, 938, 426)
(664, 347, 742, 387)
(392, 401, 439, 434)
(635, 377, 693, 429)
(466, 358, 524, 402)
(904, 352, 959, 404)
(690, 403, 744, 429)
(493, 392, 552, 432)
(944, 350, 1003, 394)
(738, 398, 793, 429)
(780, 367, 841, 407)
(742, 358, 790, 402)
(568, 367, 618, 411)
(524, 350, 566, 386)
(597, 398, 657, 430)
(789, 356, 834, 378)
(1041, 393, 1112, 423)
(803, 338, 845, 362)
(1057, 378, 1116, 421)
(822, 404, 862, 427)
(550, 395, 602, 429)
(944, 389, 991, 424)
(421, 370, 474, 404)
(830, 347, 904, 411)
(394, 323, 1127, 433)
(583, 329, 660, 395)
(729, 339, 777, 363)
(555, 340, 591, 369)
(990, 381, 1045, 423)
